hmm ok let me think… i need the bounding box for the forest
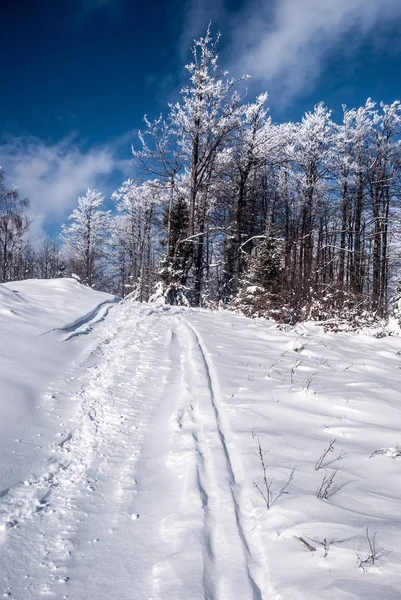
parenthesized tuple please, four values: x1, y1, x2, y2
(1, 28, 401, 327)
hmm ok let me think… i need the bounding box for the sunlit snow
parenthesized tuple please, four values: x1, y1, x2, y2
(0, 279, 400, 599)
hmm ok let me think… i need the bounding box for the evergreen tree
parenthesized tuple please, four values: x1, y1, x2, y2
(231, 229, 283, 318)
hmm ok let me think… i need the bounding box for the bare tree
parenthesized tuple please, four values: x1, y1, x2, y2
(0, 167, 30, 283)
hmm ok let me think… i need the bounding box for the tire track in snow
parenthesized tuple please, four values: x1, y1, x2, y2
(173, 319, 268, 600)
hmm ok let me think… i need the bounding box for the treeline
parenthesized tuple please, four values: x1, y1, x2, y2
(0, 167, 63, 282)
(2, 28, 401, 325)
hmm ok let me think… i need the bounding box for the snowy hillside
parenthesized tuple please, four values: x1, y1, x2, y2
(0, 280, 400, 599)
(0, 278, 119, 500)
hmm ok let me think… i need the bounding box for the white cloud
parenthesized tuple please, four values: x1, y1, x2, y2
(0, 136, 117, 240)
(228, 0, 401, 102)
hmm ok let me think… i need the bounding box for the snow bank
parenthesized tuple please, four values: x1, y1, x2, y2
(0, 278, 119, 493)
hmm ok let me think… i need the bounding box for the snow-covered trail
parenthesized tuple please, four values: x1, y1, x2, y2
(147, 318, 271, 600)
(2, 296, 401, 599)
(0, 302, 271, 600)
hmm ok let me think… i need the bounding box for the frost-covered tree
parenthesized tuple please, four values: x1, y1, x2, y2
(393, 280, 401, 327)
(133, 26, 249, 304)
(221, 93, 282, 296)
(166, 26, 247, 302)
(369, 101, 401, 313)
(134, 116, 183, 263)
(126, 25, 401, 322)
(152, 178, 190, 303)
(339, 100, 377, 298)
(61, 189, 109, 288)
(110, 179, 160, 299)
(0, 167, 30, 282)
(289, 103, 334, 294)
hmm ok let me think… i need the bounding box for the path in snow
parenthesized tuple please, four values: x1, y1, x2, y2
(0, 303, 271, 600)
(3, 298, 400, 599)
(150, 319, 271, 599)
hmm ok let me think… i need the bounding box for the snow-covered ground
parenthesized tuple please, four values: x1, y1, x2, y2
(0, 279, 400, 599)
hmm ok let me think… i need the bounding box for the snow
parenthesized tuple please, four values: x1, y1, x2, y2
(0, 278, 119, 510)
(0, 279, 401, 599)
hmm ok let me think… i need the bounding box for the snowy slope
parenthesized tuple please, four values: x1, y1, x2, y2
(0, 285, 400, 599)
(0, 279, 119, 514)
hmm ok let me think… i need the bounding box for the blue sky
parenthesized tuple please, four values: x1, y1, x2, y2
(1, 0, 401, 238)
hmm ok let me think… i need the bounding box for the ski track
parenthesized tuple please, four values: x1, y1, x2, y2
(0, 304, 274, 599)
(157, 316, 273, 600)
